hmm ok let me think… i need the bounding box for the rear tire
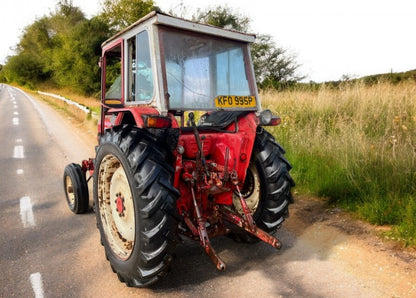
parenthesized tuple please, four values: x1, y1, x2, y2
(232, 128, 294, 241)
(63, 163, 89, 214)
(94, 125, 179, 287)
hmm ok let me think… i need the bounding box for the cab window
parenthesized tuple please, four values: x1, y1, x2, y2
(134, 30, 154, 102)
(104, 43, 122, 106)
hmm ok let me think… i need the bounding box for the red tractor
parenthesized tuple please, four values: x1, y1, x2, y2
(63, 11, 294, 287)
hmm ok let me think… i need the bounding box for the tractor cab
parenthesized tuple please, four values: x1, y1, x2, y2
(99, 11, 265, 133)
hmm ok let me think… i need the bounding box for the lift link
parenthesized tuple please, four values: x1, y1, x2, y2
(227, 183, 282, 250)
(189, 182, 226, 271)
(188, 112, 210, 177)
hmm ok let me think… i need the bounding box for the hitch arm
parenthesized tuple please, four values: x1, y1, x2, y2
(225, 184, 282, 250)
(187, 182, 226, 271)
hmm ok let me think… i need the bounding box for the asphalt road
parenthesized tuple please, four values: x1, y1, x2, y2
(1, 84, 415, 297)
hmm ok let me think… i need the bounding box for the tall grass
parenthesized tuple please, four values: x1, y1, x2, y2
(262, 80, 416, 245)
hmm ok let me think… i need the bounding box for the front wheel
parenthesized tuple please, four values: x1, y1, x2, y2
(94, 125, 179, 287)
(232, 128, 295, 241)
(63, 163, 89, 214)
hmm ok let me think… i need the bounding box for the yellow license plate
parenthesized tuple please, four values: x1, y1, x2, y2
(215, 95, 256, 108)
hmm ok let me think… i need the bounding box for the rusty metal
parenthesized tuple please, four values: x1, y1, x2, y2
(251, 225, 281, 249)
(220, 206, 281, 250)
(188, 112, 209, 177)
(204, 241, 225, 271)
(82, 158, 94, 174)
(222, 174, 281, 249)
(234, 184, 255, 229)
(187, 182, 226, 271)
(182, 213, 199, 237)
(82, 158, 95, 183)
(96, 154, 136, 260)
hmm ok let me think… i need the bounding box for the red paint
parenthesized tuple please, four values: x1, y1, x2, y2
(116, 196, 124, 215)
(81, 158, 94, 176)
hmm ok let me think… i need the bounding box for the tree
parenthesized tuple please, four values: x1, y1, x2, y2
(100, 0, 156, 33)
(251, 34, 304, 89)
(72, 17, 110, 94)
(1, 0, 108, 94)
(50, 0, 85, 33)
(194, 5, 250, 32)
(1, 54, 45, 86)
(193, 6, 303, 89)
(3, 17, 54, 85)
(2, 0, 87, 87)
(51, 16, 109, 94)
(49, 1, 88, 88)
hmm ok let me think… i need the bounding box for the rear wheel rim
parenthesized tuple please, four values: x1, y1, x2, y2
(98, 154, 135, 260)
(233, 164, 261, 214)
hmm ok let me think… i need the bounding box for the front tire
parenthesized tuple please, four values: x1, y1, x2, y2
(232, 128, 294, 241)
(63, 163, 89, 214)
(94, 125, 179, 287)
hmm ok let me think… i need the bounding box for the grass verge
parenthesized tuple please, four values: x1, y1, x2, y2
(26, 87, 99, 138)
(263, 80, 416, 246)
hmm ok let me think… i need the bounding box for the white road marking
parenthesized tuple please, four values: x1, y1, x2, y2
(20, 196, 35, 228)
(16, 138, 22, 143)
(17, 169, 24, 175)
(30, 272, 45, 298)
(14, 105, 18, 109)
(13, 117, 19, 125)
(14, 111, 19, 115)
(13, 145, 24, 158)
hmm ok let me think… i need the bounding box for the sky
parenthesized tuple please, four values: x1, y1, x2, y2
(1, 0, 415, 82)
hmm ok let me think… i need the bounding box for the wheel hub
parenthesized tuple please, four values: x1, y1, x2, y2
(65, 176, 75, 205)
(115, 193, 125, 217)
(232, 164, 260, 214)
(236, 168, 255, 198)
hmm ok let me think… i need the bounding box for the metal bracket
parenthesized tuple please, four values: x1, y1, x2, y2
(185, 181, 226, 271)
(223, 184, 282, 250)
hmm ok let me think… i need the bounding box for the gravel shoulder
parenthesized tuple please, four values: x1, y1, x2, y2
(286, 195, 416, 297)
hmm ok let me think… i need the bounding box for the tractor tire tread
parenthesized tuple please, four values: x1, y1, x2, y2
(94, 125, 178, 288)
(63, 163, 89, 214)
(254, 129, 294, 232)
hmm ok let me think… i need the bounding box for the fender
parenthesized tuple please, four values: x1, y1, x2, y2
(98, 107, 161, 134)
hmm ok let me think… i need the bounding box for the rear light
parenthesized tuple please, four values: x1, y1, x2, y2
(259, 109, 281, 126)
(268, 116, 281, 126)
(142, 115, 172, 128)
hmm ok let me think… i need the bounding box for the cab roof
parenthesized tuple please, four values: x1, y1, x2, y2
(101, 10, 256, 48)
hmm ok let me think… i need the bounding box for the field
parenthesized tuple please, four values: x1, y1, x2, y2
(262, 80, 416, 245)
